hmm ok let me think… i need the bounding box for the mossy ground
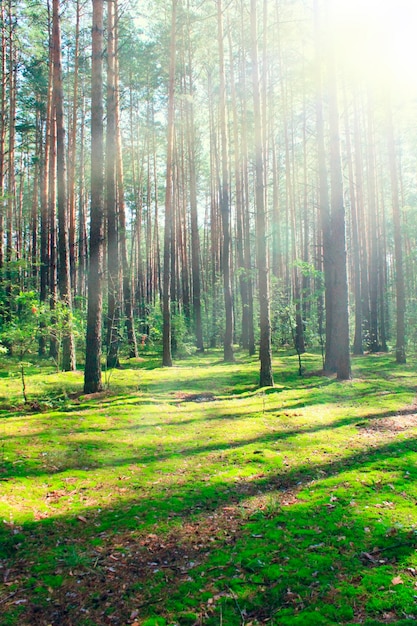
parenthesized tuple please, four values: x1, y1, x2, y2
(1, 350, 417, 625)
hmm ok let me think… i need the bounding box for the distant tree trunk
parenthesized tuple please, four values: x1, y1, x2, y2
(238, 47, 255, 356)
(115, 16, 138, 359)
(52, 0, 76, 371)
(228, 24, 249, 352)
(386, 101, 406, 363)
(77, 94, 88, 302)
(188, 110, 204, 352)
(68, 0, 80, 298)
(344, 91, 362, 355)
(314, 0, 329, 370)
(105, 0, 120, 369)
(251, 0, 273, 387)
(162, 0, 177, 367)
(366, 97, 380, 353)
(184, 17, 204, 350)
(325, 31, 351, 380)
(47, 2, 59, 362)
(217, 0, 234, 362)
(84, 0, 104, 393)
(353, 97, 371, 348)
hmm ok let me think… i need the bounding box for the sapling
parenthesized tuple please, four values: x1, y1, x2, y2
(0, 292, 48, 403)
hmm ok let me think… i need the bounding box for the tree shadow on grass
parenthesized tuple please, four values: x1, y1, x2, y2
(1, 433, 417, 625)
(1, 393, 417, 483)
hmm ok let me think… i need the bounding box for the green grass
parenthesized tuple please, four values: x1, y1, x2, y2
(1, 349, 417, 625)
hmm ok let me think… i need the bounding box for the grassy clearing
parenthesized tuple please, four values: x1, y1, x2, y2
(1, 350, 417, 625)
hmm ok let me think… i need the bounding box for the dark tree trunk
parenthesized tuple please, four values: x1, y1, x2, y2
(52, 0, 76, 371)
(105, 0, 120, 369)
(84, 0, 104, 393)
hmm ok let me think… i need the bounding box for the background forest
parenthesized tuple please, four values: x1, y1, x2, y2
(1, 0, 417, 388)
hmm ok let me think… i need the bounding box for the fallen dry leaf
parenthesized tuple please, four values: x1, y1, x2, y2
(391, 576, 403, 585)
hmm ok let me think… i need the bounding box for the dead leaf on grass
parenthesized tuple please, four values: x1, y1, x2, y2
(391, 576, 403, 585)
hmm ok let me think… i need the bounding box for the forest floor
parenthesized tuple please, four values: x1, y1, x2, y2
(1, 349, 417, 625)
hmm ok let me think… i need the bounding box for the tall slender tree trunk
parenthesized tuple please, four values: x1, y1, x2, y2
(68, 0, 80, 297)
(184, 18, 204, 351)
(0, 1, 6, 284)
(162, 0, 177, 367)
(5, 0, 16, 321)
(77, 92, 88, 302)
(386, 101, 406, 363)
(105, 0, 120, 369)
(228, 24, 249, 352)
(315, 0, 350, 379)
(39, 22, 53, 355)
(344, 94, 363, 355)
(217, 0, 234, 362)
(116, 57, 138, 357)
(84, 0, 104, 393)
(366, 96, 380, 353)
(314, 0, 329, 369)
(251, 0, 273, 387)
(52, 0, 76, 371)
(325, 20, 351, 379)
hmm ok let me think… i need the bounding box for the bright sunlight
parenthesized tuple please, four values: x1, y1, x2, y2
(328, 0, 417, 96)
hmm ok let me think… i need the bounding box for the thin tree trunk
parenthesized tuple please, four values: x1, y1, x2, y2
(5, 0, 16, 322)
(367, 95, 380, 353)
(344, 95, 363, 355)
(251, 0, 273, 387)
(115, 10, 138, 358)
(162, 0, 177, 367)
(386, 100, 406, 363)
(105, 0, 120, 369)
(52, 0, 76, 371)
(217, 0, 234, 362)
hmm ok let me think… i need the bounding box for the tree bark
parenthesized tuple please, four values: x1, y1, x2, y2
(386, 100, 406, 363)
(217, 0, 234, 362)
(105, 0, 120, 369)
(162, 0, 177, 367)
(84, 0, 104, 393)
(52, 0, 76, 371)
(251, 0, 273, 387)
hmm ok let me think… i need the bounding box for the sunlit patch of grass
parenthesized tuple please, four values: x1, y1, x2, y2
(1, 350, 417, 624)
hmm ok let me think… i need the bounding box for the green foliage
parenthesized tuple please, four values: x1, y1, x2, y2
(0, 291, 48, 359)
